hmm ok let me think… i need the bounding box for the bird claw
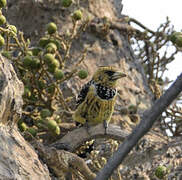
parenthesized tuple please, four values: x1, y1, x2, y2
(103, 120, 108, 135)
(83, 121, 91, 135)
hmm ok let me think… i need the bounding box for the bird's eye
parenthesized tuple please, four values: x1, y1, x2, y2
(104, 70, 115, 76)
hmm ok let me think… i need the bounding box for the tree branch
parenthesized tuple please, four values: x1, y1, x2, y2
(129, 17, 155, 35)
(95, 72, 182, 180)
(35, 142, 96, 180)
(32, 124, 130, 180)
(51, 124, 130, 152)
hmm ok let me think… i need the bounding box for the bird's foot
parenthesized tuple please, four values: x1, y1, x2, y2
(83, 121, 91, 135)
(103, 120, 108, 135)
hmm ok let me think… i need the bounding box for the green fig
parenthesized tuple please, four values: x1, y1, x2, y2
(78, 69, 88, 79)
(72, 10, 82, 21)
(40, 109, 52, 118)
(54, 69, 64, 80)
(46, 22, 57, 34)
(61, 0, 72, 7)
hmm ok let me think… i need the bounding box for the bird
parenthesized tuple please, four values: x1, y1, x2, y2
(73, 66, 126, 133)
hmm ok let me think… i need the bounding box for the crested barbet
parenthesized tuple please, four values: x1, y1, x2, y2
(73, 66, 126, 133)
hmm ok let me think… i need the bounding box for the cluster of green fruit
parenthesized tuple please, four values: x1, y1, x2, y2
(22, 22, 63, 78)
(61, 0, 83, 21)
(18, 108, 60, 137)
(20, 21, 88, 137)
(0, 0, 17, 47)
(0, 4, 61, 137)
(22, 21, 88, 87)
(0, 0, 88, 139)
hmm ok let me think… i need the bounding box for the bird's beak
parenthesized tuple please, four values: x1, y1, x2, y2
(111, 71, 126, 80)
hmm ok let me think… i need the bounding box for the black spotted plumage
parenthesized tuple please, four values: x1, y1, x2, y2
(76, 80, 93, 107)
(76, 80, 117, 110)
(95, 84, 116, 100)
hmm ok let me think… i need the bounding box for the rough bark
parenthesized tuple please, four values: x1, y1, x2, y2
(0, 54, 23, 125)
(52, 124, 130, 152)
(0, 56, 51, 180)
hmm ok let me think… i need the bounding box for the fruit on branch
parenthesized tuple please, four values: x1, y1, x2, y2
(78, 69, 88, 79)
(0, 0, 6, 8)
(0, 15, 6, 25)
(0, 34, 4, 46)
(72, 10, 83, 21)
(54, 69, 64, 80)
(61, 0, 72, 8)
(46, 22, 57, 35)
(40, 109, 52, 118)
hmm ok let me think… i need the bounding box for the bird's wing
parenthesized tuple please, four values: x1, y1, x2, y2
(76, 80, 93, 107)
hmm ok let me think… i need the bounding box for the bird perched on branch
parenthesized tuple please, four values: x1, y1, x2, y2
(73, 66, 126, 133)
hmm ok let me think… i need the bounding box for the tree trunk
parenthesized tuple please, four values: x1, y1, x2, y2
(0, 55, 51, 179)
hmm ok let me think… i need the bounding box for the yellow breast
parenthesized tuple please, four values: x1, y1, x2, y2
(73, 85, 116, 125)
